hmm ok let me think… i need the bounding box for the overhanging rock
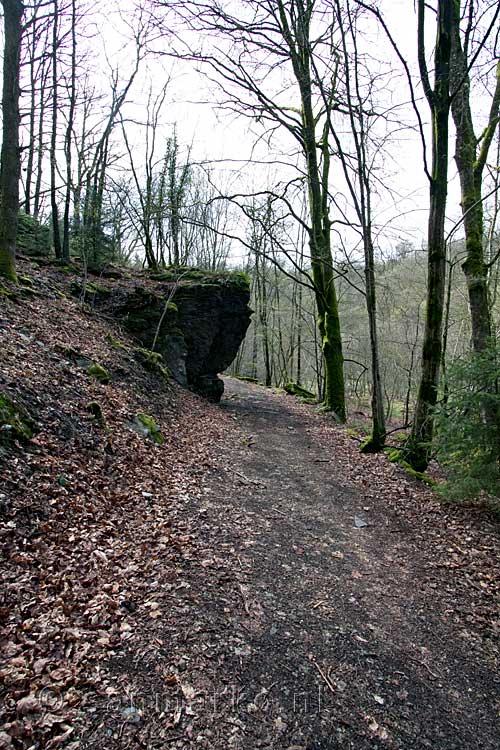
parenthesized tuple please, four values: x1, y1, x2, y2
(114, 271, 252, 402)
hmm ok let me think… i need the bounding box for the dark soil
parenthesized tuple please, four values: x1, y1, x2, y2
(81, 377, 500, 750)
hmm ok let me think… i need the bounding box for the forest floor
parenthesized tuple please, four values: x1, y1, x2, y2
(1, 263, 500, 750)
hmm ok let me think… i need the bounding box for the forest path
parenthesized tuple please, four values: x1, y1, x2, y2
(86, 377, 499, 750)
(187, 377, 498, 749)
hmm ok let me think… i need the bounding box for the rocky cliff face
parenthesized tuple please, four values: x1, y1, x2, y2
(104, 270, 251, 402)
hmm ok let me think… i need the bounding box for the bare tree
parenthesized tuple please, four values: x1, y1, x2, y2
(405, 0, 453, 471)
(157, 0, 346, 419)
(323, 0, 387, 450)
(0, 0, 25, 282)
(450, 1, 500, 352)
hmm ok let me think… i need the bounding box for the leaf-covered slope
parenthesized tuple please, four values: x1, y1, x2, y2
(0, 259, 232, 748)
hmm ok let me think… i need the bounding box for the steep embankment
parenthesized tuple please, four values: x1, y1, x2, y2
(0, 260, 239, 748)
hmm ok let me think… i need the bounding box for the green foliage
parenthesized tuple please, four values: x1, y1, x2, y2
(434, 342, 500, 500)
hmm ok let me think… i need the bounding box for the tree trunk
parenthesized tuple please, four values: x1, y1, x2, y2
(451, 16, 500, 353)
(361, 234, 386, 451)
(50, 0, 62, 259)
(311, 259, 345, 420)
(450, 10, 500, 455)
(406, 0, 452, 471)
(302, 103, 345, 420)
(24, 13, 38, 215)
(62, 0, 78, 261)
(0, 0, 24, 283)
(34, 64, 49, 218)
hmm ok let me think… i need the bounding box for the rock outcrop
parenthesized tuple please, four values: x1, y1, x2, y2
(99, 270, 251, 402)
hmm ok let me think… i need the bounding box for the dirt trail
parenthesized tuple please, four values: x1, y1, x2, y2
(198, 378, 498, 749)
(83, 377, 499, 750)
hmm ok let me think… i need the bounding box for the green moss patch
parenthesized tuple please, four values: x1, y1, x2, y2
(386, 448, 437, 487)
(0, 393, 36, 445)
(134, 348, 171, 381)
(235, 374, 259, 384)
(359, 435, 385, 454)
(131, 413, 165, 445)
(284, 382, 317, 401)
(87, 363, 111, 384)
(18, 275, 34, 287)
(70, 280, 112, 301)
(148, 266, 250, 290)
(106, 333, 129, 352)
(87, 401, 106, 427)
(0, 285, 17, 300)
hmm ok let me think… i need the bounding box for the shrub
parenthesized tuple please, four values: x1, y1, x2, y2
(434, 340, 500, 500)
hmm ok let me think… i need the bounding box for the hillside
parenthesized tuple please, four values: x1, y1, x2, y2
(0, 259, 234, 748)
(1, 260, 500, 750)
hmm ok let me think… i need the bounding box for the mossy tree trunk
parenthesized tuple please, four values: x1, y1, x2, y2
(312, 264, 345, 420)
(406, 0, 452, 472)
(450, 9, 500, 353)
(0, 0, 24, 284)
(278, 0, 346, 420)
(305, 146, 346, 420)
(450, 1, 500, 454)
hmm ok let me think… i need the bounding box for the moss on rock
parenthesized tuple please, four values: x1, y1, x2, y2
(87, 401, 106, 427)
(0, 393, 35, 445)
(70, 280, 112, 300)
(284, 382, 317, 401)
(87, 363, 111, 384)
(132, 413, 165, 445)
(134, 347, 171, 381)
(106, 333, 129, 352)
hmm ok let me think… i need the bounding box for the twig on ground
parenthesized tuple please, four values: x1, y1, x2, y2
(309, 654, 336, 695)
